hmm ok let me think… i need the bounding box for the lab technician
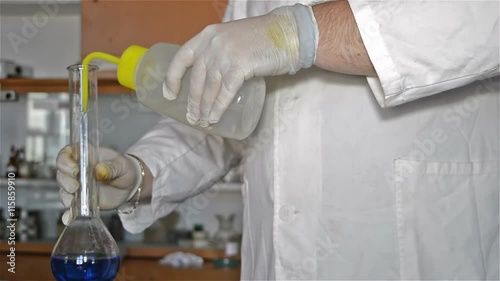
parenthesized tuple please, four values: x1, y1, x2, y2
(57, 0, 499, 279)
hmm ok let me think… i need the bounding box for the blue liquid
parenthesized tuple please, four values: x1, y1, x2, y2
(51, 254, 120, 281)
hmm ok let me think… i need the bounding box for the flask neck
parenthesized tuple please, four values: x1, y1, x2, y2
(74, 166, 99, 218)
(68, 65, 100, 219)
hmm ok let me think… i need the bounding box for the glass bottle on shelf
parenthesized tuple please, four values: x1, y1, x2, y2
(13, 207, 21, 241)
(213, 214, 239, 249)
(5, 146, 18, 177)
(51, 64, 120, 281)
(192, 224, 210, 249)
(0, 208, 6, 240)
(18, 147, 32, 178)
(213, 214, 241, 269)
(18, 208, 29, 242)
(27, 211, 41, 240)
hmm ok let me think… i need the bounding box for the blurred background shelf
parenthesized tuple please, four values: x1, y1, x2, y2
(0, 0, 80, 15)
(0, 78, 130, 94)
(0, 177, 57, 188)
(0, 178, 62, 209)
(211, 182, 242, 192)
(0, 178, 242, 192)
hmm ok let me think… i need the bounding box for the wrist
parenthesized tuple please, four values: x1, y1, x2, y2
(290, 3, 319, 70)
(117, 154, 144, 215)
(123, 154, 144, 202)
(267, 4, 318, 74)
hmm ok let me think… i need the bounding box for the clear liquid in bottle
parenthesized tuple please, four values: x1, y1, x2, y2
(134, 43, 266, 140)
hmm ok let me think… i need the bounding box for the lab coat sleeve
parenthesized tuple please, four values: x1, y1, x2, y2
(347, 1, 499, 107)
(118, 116, 242, 233)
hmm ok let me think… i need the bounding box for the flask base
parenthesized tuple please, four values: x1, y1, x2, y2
(51, 254, 120, 281)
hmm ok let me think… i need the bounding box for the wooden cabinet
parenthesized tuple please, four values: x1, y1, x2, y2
(0, 241, 240, 281)
(118, 244, 241, 280)
(0, 252, 54, 280)
(81, 0, 228, 58)
(120, 259, 240, 281)
(0, 255, 240, 281)
(0, 242, 56, 281)
(0, 78, 129, 94)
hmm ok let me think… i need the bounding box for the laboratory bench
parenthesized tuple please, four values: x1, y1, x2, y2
(0, 240, 241, 280)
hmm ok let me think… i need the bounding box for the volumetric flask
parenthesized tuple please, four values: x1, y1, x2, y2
(51, 65, 120, 281)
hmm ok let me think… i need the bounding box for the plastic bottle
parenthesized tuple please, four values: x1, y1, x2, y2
(83, 43, 266, 140)
(191, 224, 210, 249)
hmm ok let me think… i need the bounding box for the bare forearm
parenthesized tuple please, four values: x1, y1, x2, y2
(313, 0, 376, 76)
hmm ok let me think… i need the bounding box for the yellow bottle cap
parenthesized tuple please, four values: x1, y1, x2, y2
(117, 45, 148, 90)
(81, 45, 148, 112)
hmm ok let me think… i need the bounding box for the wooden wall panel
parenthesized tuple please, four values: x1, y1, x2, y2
(0, 254, 54, 280)
(81, 0, 228, 59)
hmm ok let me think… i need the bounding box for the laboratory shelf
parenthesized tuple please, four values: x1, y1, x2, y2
(0, 240, 241, 280)
(0, 240, 236, 261)
(0, 78, 130, 94)
(210, 182, 243, 192)
(0, 178, 242, 192)
(0, 178, 58, 189)
(0, 178, 63, 209)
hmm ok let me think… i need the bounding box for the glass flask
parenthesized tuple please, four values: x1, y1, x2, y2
(213, 214, 239, 249)
(51, 65, 120, 281)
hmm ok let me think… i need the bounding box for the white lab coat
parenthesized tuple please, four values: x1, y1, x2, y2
(121, 1, 500, 279)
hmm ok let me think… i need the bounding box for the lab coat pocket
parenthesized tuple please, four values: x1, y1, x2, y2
(395, 159, 499, 280)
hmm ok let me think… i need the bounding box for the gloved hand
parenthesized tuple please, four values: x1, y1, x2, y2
(56, 145, 142, 225)
(163, 3, 318, 127)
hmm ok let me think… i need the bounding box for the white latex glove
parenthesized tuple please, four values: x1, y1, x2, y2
(56, 145, 142, 225)
(163, 3, 318, 127)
